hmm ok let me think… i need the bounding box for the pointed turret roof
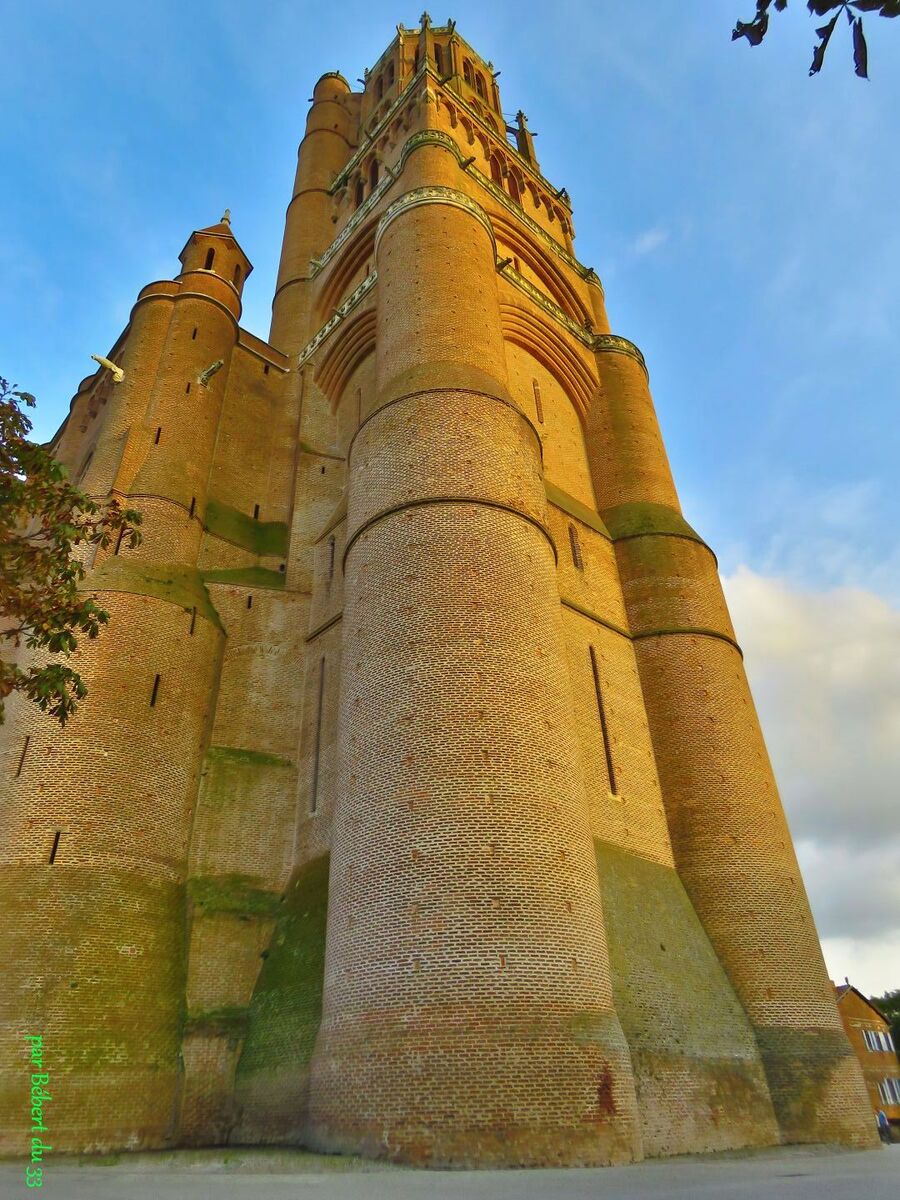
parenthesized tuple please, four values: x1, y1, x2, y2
(178, 209, 253, 276)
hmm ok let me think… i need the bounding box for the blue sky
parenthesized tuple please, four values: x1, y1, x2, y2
(2, 2, 898, 992)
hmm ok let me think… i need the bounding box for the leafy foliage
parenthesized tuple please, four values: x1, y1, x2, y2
(0, 377, 141, 726)
(871, 988, 900, 1048)
(732, 1, 898, 76)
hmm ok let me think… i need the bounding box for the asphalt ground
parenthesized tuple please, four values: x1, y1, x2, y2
(1, 1142, 898, 1200)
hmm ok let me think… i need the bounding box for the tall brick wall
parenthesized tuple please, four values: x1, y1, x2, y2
(0, 15, 878, 1168)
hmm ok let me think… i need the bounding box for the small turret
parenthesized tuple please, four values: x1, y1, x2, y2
(178, 210, 253, 299)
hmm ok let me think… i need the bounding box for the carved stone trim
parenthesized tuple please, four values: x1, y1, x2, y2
(498, 261, 594, 349)
(593, 334, 648, 376)
(314, 125, 603, 294)
(374, 186, 495, 255)
(297, 270, 378, 367)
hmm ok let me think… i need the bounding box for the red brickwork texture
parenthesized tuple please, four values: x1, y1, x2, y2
(0, 19, 877, 1166)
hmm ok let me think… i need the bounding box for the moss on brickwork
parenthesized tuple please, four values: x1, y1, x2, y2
(545, 482, 611, 538)
(199, 744, 293, 814)
(236, 854, 330, 1078)
(187, 875, 282, 917)
(754, 1025, 860, 1138)
(204, 497, 288, 557)
(602, 501, 704, 545)
(80, 558, 223, 630)
(594, 840, 761, 1055)
(205, 745, 293, 769)
(593, 840, 778, 1152)
(184, 1005, 250, 1038)
(201, 566, 286, 589)
(0, 867, 187, 1082)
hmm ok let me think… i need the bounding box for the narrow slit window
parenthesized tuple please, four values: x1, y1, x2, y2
(247, 595, 253, 610)
(310, 657, 326, 814)
(387, 61, 395, 87)
(532, 379, 544, 424)
(369, 158, 379, 191)
(263, 363, 270, 375)
(154, 426, 162, 445)
(189, 497, 196, 518)
(49, 831, 61, 865)
(15, 736, 30, 778)
(589, 646, 617, 795)
(191, 327, 198, 340)
(185, 382, 191, 394)
(204, 248, 215, 270)
(253, 504, 260, 520)
(507, 173, 521, 206)
(354, 178, 364, 209)
(150, 674, 161, 707)
(189, 607, 197, 635)
(490, 155, 503, 188)
(233, 264, 242, 286)
(568, 523, 583, 571)
(434, 44, 443, 75)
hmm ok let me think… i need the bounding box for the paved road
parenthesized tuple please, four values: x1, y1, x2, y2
(1, 1144, 897, 1199)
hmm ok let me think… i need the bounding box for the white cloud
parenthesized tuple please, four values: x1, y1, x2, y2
(632, 226, 669, 255)
(722, 566, 900, 997)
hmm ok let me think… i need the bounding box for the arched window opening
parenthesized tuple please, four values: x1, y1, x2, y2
(204, 248, 215, 270)
(463, 58, 474, 86)
(490, 155, 503, 188)
(484, 113, 497, 131)
(369, 158, 379, 192)
(233, 264, 242, 286)
(508, 173, 521, 206)
(414, 47, 420, 72)
(387, 61, 395, 87)
(434, 44, 444, 75)
(475, 73, 486, 99)
(355, 177, 365, 209)
(375, 75, 383, 100)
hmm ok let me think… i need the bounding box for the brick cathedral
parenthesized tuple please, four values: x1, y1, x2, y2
(0, 14, 876, 1167)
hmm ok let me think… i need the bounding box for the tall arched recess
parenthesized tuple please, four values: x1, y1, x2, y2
(503, 341, 597, 510)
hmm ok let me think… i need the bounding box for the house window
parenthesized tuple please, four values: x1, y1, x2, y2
(369, 158, 379, 191)
(878, 1077, 900, 1105)
(507, 173, 521, 206)
(475, 72, 486, 99)
(375, 74, 383, 100)
(233, 264, 242, 286)
(204, 248, 215, 270)
(865, 1029, 896, 1053)
(354, 178, 365, 209)
(387, 61, 395, 87)
(463, 59, 474, 87)
(490, 155, 503, 188)
(434, 44, 443, 75)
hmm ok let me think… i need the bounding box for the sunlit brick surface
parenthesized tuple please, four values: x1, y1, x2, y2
(0, 16, 876, 1166)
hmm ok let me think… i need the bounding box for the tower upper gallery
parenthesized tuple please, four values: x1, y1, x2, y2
(269, 12, 586, 352)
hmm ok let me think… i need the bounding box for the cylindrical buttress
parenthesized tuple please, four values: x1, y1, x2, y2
(306, 189, 642, 1167)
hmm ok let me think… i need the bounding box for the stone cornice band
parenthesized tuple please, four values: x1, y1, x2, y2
(373, 185, 495, 256)
(343, 497, 557, 570)
(346, 385, 542, 467)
